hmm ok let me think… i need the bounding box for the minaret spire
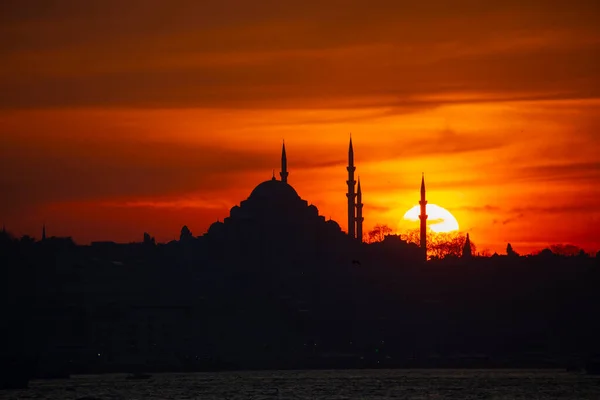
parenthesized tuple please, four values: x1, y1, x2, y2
(280, 140, 288, 183)
(356, 176, 364, 243)
(346, 135, 357, 239)
(419, 173, 428, 261)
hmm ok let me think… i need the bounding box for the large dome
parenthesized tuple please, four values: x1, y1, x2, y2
(249, 178, 300, 202)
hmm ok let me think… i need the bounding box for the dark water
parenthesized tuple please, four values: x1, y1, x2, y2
(2, 369, 600, 399)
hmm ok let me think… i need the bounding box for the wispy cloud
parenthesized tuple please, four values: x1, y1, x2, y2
(516, 162, 600, 183)
(453, 205, 502, 213)
(101, 198, 231, 210)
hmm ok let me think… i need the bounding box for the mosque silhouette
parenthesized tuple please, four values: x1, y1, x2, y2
(204, 138, 429, 262)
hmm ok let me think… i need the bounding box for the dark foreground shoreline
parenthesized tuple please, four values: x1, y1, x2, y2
(8, 369, 600, 400)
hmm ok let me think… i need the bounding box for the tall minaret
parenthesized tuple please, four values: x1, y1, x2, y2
(42, 222, 46, 241)
(280, 140, 288, 183)
(419, 174, 428, 261)
(346, 136, 357, 238)
(356, 177, 364, 242)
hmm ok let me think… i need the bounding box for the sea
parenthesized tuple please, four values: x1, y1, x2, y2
(2, 369, 600, 399)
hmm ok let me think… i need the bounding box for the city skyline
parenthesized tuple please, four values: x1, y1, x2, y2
(1, 1, 599, 254)
(2, 137, 596, 256)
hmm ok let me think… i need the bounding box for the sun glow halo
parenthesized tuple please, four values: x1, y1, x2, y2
(403, 204, 459, 233)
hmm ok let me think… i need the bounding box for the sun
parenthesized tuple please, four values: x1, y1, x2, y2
(402, 204, 459, 233)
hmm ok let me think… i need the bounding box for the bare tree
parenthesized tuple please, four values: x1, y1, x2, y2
(507, 243, 519, 257)
(549, 244, 584, 256)
(401, 228, 476, 259)
(367, 224, 393, 243)
(479, 248, 492, 257)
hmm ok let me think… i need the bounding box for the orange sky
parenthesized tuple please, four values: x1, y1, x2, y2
(1, 1, 599, 254)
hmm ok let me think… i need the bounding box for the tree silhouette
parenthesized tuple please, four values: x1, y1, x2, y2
(539, 248, 553, 257)
(20, 235, 35, 245)
(180, 225, 193, 241)
(143, 232, 155, 246)
(430, 232, 476, 259)
(479, 248, 492, 257)
(367, 224, 393, 243)
(549, 244, 584, 256)
(506, 243, 519, 257)
(401, 229, 476, 259)
(462, 233, 472, 259)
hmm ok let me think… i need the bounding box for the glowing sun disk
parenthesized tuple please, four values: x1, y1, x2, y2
(403, 204, 459, 233)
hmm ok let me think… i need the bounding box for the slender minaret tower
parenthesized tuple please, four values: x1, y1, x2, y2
(280, 140, 288, 183)
(356, 177, 364, 242)
(419, 174, 428, 261)
(42, 222, 46, 241)
(346, 136, 357, 238)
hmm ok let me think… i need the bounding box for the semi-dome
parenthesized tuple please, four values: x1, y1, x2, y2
(249, 178, 300, 202)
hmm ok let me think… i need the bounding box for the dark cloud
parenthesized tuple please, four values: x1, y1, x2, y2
(365, 204, 392, 213)
(359, 128, 506, 163)
(510, 205, 592, 215)
(453, 205, 502, 213)
(517, 162, 600, 183)
(0, 137, 349, 214)
(493, 213, 524, 225)
(0, 1, 598, 109)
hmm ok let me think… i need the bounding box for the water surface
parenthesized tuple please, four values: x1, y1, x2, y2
(2, 369, 599, 399)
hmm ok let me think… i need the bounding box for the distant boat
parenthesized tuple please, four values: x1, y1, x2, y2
(126, 373, 152, 380)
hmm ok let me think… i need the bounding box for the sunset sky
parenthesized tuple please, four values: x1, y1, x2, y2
(1, 1, 599, 254)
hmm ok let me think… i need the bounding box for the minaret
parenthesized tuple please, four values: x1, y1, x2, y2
(280, 140, 289, 183)
(346, 136, 356, 238)
(356, 177, 364, 242)
(42, 223, 46, 241)
(419, 174, 428, 261)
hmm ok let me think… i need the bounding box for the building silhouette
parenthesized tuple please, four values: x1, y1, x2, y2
(206, 138, 366, 246)
(204, 141, 350, 267)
